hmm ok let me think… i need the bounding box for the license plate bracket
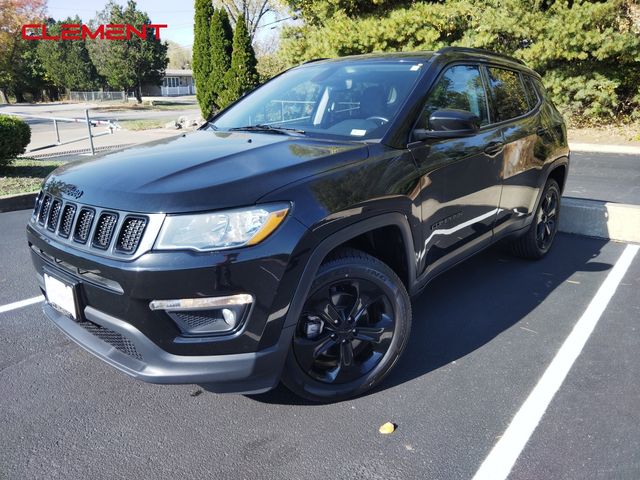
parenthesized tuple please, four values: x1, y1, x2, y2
(44, 271, 79, 320)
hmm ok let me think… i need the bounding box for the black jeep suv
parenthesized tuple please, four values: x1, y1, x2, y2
(28, 47, 568, 401)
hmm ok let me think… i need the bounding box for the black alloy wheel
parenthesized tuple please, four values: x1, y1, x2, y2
(511, 178, 561, 259)
(535, 187, 559, 251)
(282, 248, 411, 402)
(293, 277, 395, 384)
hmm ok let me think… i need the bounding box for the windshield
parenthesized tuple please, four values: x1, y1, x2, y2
(211, 60, 425, 141)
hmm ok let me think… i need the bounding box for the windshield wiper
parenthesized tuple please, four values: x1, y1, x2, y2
(227, 124, 305, 135)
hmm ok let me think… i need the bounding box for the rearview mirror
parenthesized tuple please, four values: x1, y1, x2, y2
(413, 109, 480, 141)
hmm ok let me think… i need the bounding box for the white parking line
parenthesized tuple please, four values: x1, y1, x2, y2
(0, 295, 45, 314)
(472, 243, 639, 480)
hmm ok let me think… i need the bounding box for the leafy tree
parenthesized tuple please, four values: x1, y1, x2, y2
(193, 0, 215, 115)
(214, 0, 282, 40)
(0, 0, 47, 103)
(204, 8, 233, 115)
(218, 13, 259, 108)
(37, 17, 102, 92)
(166, 40, 192, 69)
(281, 0, 640, 124)
(87, 1, 168, 103)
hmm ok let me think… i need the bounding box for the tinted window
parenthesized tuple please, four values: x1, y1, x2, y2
(487, 67, 529, 122)
(421, 65, 489, 127)
(212, 61, 424, 140)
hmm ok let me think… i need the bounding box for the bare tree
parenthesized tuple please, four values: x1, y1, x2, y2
(214, 0, 282, 40)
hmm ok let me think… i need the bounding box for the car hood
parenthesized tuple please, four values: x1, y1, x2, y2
(43, 130, 368, 213)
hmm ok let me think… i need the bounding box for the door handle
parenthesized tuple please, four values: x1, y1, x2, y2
(484, 141, 504, 156)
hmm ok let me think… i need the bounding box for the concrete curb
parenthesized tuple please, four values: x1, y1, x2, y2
(0, 192, 36, 213)
(569, 143, 640, 155)
(560, 197, 640, 243)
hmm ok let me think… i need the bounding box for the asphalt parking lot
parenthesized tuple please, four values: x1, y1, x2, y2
(1, 208, 639, 480)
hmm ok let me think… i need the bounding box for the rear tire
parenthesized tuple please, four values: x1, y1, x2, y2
(281, 248, 411, 403)
(511, 178, 561, 259)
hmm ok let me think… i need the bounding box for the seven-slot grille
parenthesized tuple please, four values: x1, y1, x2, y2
(92, 212, 118, 249)
(116, 217, 148, 253)
(31, 191, 152, 257)
(37, 195, 52, 225)
(58, 204, 76, 238)
(74, 208, 95, 243)
(46, 199, 62, 231)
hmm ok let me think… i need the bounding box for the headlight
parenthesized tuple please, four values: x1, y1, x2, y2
(155, 203, 290, 251)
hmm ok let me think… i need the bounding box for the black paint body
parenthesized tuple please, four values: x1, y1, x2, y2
(27, 48, 569, 393)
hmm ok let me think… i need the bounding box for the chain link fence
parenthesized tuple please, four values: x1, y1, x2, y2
(69, 91, 126, 102)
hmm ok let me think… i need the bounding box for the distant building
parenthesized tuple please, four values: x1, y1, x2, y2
(142, 69, 196, 96)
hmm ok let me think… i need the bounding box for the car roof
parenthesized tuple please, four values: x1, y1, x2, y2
(303, 47, 540, 78)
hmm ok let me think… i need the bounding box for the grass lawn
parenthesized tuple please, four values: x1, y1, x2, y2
(118, 119, 168, 130)
(0, 159, 64, 196)
(95, 101, 198, 113)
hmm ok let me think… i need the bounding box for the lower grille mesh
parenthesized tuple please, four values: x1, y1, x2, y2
(78, 321, 143, 360)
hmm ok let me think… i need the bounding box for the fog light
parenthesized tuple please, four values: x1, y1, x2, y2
(149, 294, 252, 335)
(221, 308, 237, 328)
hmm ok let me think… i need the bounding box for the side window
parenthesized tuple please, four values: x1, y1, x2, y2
(486, 67, 529, 122)
(421, 65, 489, 128)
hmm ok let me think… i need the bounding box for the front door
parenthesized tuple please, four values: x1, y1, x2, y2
(409, 64, 503, 279)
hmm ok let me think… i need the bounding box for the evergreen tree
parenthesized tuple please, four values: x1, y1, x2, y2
(218, 14, 259, 109)
(193, 0, 215, 116)
(203, 8, 233, 116)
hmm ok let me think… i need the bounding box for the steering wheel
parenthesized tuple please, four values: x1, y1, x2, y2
(366, 116, 389, 126)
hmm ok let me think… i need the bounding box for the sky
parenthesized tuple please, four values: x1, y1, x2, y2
(45, 0, 286, 47)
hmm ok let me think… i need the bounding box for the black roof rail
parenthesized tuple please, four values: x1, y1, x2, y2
(302, 58, 328, 64)
(436, 46, 526, 66)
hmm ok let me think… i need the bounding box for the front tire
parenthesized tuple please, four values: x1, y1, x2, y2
(511, 178, 561, 259)
(281, 248, 411, 402)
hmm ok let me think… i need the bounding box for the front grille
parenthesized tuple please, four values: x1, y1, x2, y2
(116, 217, 147, 254)
(78, 320, 143, 360)
(73, 208, 95, 243)
(38, 195, 51, 225)
(31, 190, 161, 260)
(58, 204, 76, 238)
(46, 199, 62, 231)
(92, 212, 118, 249)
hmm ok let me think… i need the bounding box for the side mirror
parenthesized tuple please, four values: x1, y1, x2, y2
(413, 109, 480, 141)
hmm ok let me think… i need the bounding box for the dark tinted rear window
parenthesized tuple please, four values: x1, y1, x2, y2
(486, 67, 529, 122)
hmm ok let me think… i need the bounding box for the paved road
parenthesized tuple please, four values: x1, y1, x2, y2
(566, 151, 640, 205)
(1, 209, 639, 479)
(0, 102, 199, 153)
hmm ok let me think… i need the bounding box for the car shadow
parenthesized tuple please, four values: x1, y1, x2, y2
(235, 233, 612, 405)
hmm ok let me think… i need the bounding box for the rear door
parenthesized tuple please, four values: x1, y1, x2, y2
(410, 64, 503, 279)
(483, 66, 549, 236)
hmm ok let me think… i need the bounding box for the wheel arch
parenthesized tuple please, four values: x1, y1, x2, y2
(283, 213, 417, 328)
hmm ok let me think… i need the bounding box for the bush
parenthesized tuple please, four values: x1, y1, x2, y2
(281, 0, 640, 124)
(0, 116, 31, 167)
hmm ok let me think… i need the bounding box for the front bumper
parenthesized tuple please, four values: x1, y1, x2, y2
(27, 213, 311, 391)
(44, 303, 294, 393)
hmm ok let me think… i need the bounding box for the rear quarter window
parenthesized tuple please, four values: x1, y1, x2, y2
(486, 67, 530, 122)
